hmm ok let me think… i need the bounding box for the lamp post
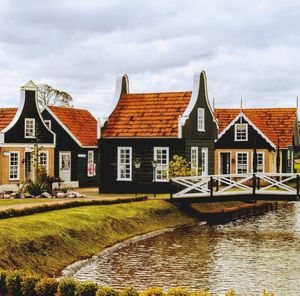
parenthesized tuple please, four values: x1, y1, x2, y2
(134, 158, 141, 197)
(152, 160, 157, 197)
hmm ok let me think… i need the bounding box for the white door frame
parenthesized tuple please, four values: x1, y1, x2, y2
(201, 148, 208, 176)
(59, 151, 71, 182)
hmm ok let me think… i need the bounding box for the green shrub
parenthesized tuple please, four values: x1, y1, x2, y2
(75, 281, 98, 296)
(119, 287, 139, 296)
(0, 270, 8, 296)
(35, 278, 58, 296)
(141, 287, 164, 296)
(5, 270, 24, 296)
(96, 286, 119, 296)
(57, 277, 78, 296)
(21, 274, 41, 296)
(166, 288, 190, 296)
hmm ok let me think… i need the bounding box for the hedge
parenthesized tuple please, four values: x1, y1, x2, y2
(0, 196, 148, 220)
(0, 269, 275, 296)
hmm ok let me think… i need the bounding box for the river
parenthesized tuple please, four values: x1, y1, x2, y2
(73, 202, 300, 295)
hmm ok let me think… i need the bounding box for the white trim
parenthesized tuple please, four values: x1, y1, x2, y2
(87, 150, 95, 177)
(251, 151, 265, 173)
(201, 147, 209, 176)
(197, 108, 205, 132)
(39, 150, 49, 174)
(191, 146, 199, 175)
(154, 146, 169, 182)
(44, 120, 51, 129)
(24, 118, 36, 138)
(234, 123, 248, 141)
(59, 151, 72, 182)
(236, 151, 249, 174)
(45, 106, 90, 148)
(181, 71, 219, 131)
(218, 112, 276, 149)
(9, 151, 20, 181)
(218, 151, 232, 175)
(117, 146, 132, 181)
(24, 150, 33, 180)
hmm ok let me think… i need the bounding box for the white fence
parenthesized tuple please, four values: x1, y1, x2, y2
(172, 173, 300, 198)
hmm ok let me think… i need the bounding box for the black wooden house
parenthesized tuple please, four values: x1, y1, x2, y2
(42, 106, 98, 187)
(98, 71, 218, 193)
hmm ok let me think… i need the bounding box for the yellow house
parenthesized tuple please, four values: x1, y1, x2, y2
(0, 81, 56, 189)
(214, 108, 299, 175)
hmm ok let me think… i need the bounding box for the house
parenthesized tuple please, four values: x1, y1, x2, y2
(214, 108, 299, 175)
(98, 71, 218, 193)
(42, 106, 98, 187)
(0, 81, 56, 189)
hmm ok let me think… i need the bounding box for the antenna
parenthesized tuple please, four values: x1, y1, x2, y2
(240, 97, 243, 111)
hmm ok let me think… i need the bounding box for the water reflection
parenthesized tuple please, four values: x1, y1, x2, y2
(74, 202, 300, 295)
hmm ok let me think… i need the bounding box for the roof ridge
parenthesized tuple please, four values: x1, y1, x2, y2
(122, 91, 192, 96)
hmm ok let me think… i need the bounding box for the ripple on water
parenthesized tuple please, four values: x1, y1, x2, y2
(74, 202, 300, 295)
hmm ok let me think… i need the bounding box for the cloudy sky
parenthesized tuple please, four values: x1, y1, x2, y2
(0, 0, 300, 118)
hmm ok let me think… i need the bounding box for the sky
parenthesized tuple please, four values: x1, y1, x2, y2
(0, 0, 300, 119)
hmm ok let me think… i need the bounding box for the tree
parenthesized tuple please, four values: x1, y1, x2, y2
(37, 84, 73, 107)
(168, 155, 198, 178)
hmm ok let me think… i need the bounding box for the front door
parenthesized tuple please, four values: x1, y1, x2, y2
(201, 148, 208, 176)
(220, 152, 231, 174)
(59, 152, 71, 182)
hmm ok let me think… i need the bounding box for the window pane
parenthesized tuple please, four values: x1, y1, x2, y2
(118, 148, 132, 180)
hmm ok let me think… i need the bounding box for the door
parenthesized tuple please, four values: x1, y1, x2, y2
(201, 148, 208, 176)
(24, 152, 32, 180)
(59, 152, 71, 182)
(220, 152, 231, 174)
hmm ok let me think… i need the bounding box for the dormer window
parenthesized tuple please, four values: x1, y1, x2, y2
(25, 118, 36, 138)
(235, 123, 248, 141)
(197, 108, 205, 131)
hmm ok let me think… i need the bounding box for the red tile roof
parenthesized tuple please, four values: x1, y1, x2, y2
(102, 92, 192, 137)
(214, 108, 297, 148)
(48, 106, 97, 147)
(0, 108, 17, 132)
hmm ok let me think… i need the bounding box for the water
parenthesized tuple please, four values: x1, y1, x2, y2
(74, 202, 300, 295)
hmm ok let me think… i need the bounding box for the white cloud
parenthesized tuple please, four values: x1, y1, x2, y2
(0, 0, 300, 118)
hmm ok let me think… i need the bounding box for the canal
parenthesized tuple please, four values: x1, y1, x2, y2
(74, 202, 300, 295)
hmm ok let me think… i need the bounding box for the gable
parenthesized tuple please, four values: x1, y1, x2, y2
(215, 114, 274, 150)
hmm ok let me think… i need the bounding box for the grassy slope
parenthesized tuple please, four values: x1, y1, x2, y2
(0, 200, 194, 276)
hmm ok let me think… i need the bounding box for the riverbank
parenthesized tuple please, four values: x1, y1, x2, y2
(0, 200, 195, 276)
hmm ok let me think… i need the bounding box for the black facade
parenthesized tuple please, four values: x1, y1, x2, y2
(42, 109, 98, 187)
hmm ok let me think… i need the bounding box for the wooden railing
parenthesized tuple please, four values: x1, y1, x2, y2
(171, 173, 300, 198)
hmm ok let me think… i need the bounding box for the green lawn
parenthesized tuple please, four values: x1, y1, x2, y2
(0, 200, 194, 276)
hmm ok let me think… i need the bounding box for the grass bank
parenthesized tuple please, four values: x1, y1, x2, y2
(0, 200, 194, 276)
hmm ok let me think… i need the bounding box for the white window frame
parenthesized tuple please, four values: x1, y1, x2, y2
(236, 152, 249, 174)
(191, 147, 199, 176)
(87, 150, 95, 177)
(251, 151, 264, 173)
(201, 147, 209, 176)
(234, 123, 248, 141)
(154, 147, 169, 182)
(39, 151, 49, 174)
(25, 118, 36, 138)
(117, 147, 132, 181)
(44, 120, 51, 129)
(9, 151, 20, 181)
(197, 108, 205, 132)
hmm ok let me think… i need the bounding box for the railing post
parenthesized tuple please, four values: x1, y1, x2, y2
(252, 173, 256, 197)
(210, 176, 213, 197)
(297, 174, 300, 199)
(216, 179, 219, 192)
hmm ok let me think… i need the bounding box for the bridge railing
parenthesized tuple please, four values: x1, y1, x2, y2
(171, 173, 300, 198)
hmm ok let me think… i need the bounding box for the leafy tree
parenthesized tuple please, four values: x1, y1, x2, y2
(37, 84, 73, 107)
(168, 155, 199, 178)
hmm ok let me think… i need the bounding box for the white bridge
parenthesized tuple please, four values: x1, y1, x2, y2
(171, 173, 300, 199)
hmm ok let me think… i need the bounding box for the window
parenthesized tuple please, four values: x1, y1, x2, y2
(39, 151, 48, 173)
(117, 147, 132, 181)
(87, 151, 95, 177)
(197, 108, 205, 131)
(256, 152, 264, 173)
(9, 152, 20, 180)
(154, 147, 169, 182)
(191, 147, 199, 175)
(45, 120, 51, 129)
(201, 148, 208, 176)
(236, 152, 248, 174)
(25, 118, 35, 138)
(234, 123, 248, 141)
